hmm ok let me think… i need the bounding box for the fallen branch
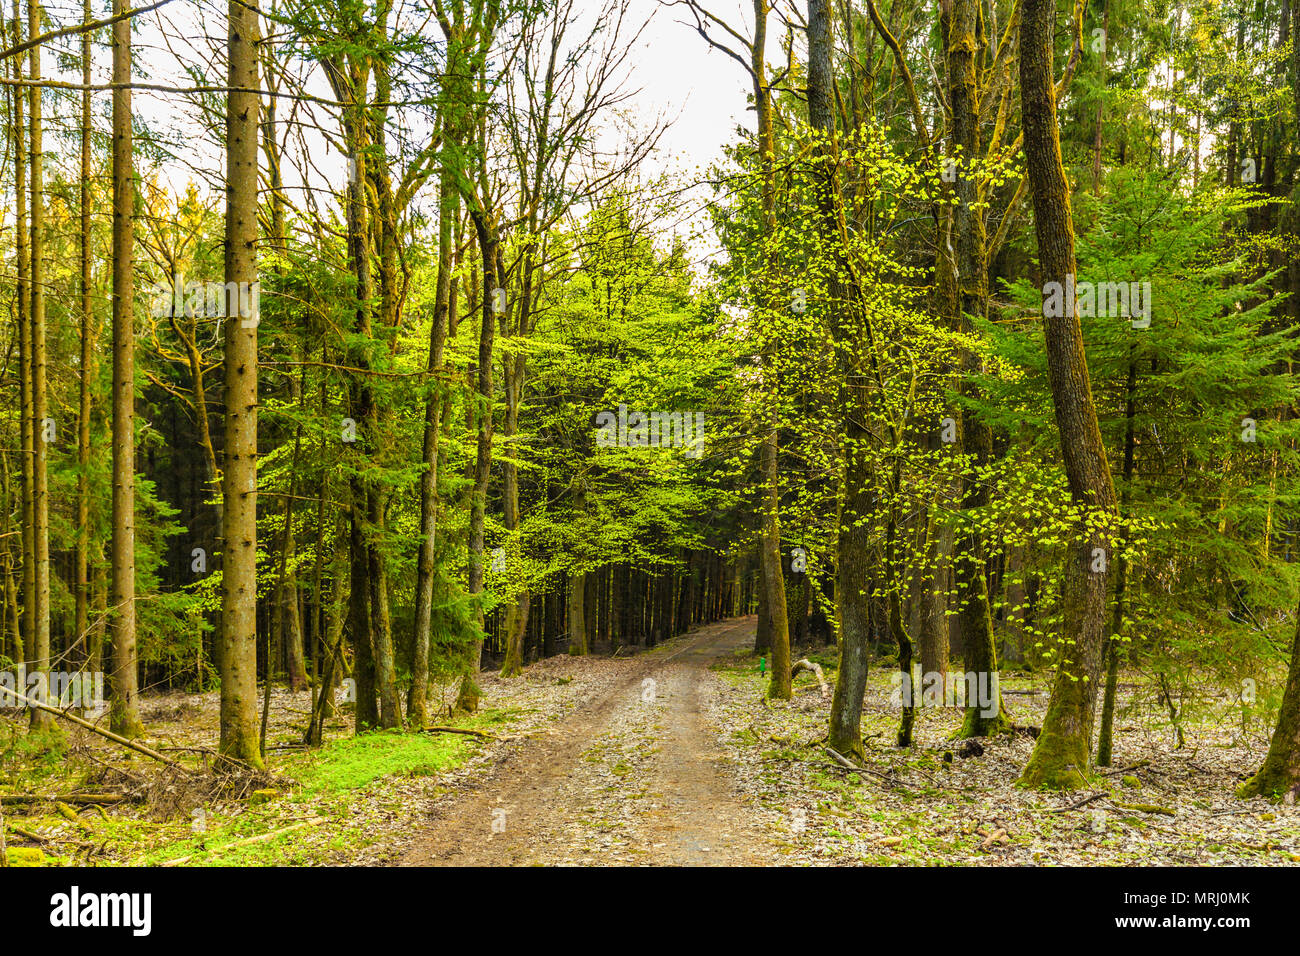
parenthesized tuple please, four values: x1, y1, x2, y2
(160, 816, 327, 866)
(1098, 759, 1150, 777)
(1109, 800, 1176, 817)
(0, 793, 126, 806)
(156, 745, 257, 773)
(6, 824, 48, 842)
(791, 659, 830, 701)
(821, 747, 917, 793)
(418, 726, 498, 739)
(1049, 791, 1109, 813)
(79, 749, 147, 784)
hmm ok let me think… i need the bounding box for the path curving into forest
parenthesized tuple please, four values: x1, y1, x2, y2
(401, 617, 783, 866)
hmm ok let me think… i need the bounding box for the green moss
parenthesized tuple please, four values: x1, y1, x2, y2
(1236, 766, 1299, 803)
(4, 847, 46, 866)
(1018, 729, 1092, 790)
(954, 707, 1014, 740)
(299, 728, 476, 794)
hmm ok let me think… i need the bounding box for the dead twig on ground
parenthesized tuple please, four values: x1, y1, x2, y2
(1098, 759, 1151, 776)
(160, 816, 328, 866)
(1049, 791, 1109, 813)
(419, 726, 498, 739)
(822, 746, 918, 793)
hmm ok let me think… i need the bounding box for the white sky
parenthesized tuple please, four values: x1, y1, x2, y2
(21, 0, 772, 272)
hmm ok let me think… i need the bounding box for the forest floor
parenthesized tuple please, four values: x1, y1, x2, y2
(2, 616, 1297, 866)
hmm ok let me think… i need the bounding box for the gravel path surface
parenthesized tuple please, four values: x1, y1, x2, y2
(401, 616, 782, 866)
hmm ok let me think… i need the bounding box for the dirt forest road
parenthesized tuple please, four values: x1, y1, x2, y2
(401, 617, 785, 866)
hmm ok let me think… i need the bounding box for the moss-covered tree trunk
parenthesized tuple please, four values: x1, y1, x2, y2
(1240, 604, 1300, 800)
(748, 0, 791, 697)
(936, 0, 1009, 739)
(1018, 0, 1118, 788)
(410, 164, 457, 717)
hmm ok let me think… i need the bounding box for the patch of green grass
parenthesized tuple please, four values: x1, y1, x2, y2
(138, 713, 516, 865)
(296, 716, 504, 794)
(0, 723, 70, 788)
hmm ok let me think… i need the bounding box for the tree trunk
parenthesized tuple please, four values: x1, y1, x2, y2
(1, 454, 20, 667)
(1097, 353, 1137, 765)
(218, 0, 263, 765)
(11, 0, 33, 714)
(274, 445, 308, 693)
(363, 46, 403, 731)
(1091, 0, 1110, 193)
(568, 571, 587, 655)
(745, 0, 791, 697)
(455, 211, 498, 712)
(74, 0, 95, 698)
(108, 0, 144, 739)
(754, 557, 771, 653)
(918, 484, 951, 694)
(410, 161, 456, 716)
(1241, 604, 1300, 800)
(936, 0, 1009, 739)
(809, 0, 871, 759)
(26, 0, 52, 732)
(1018, 0, 1118, 788)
